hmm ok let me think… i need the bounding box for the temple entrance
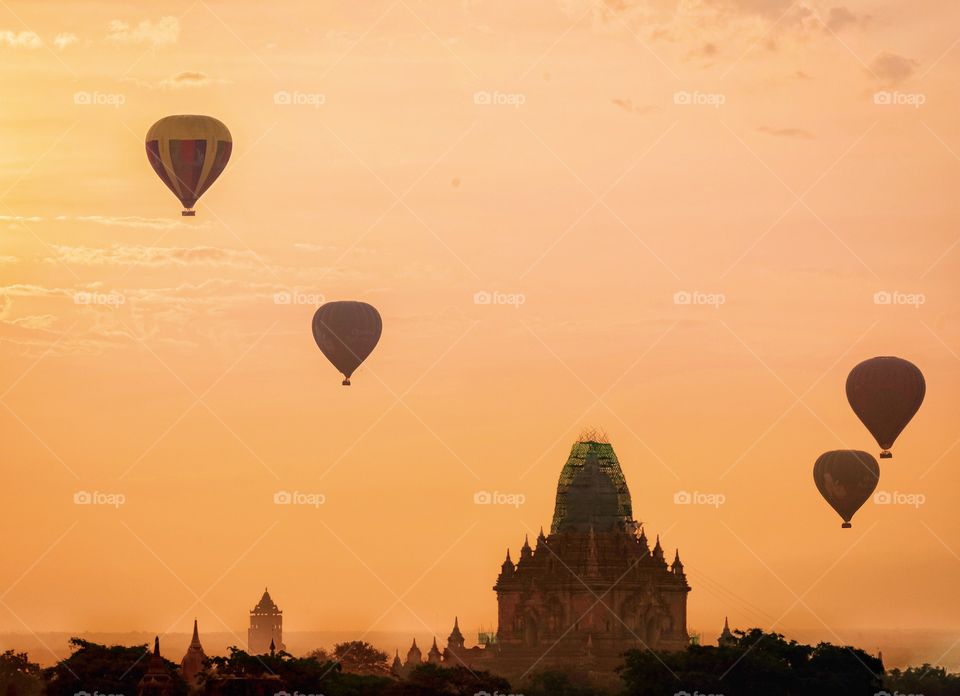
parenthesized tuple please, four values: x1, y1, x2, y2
(524, 616, 539, 647)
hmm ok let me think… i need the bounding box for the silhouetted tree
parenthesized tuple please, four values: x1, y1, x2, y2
(619, 629, 883, 696)
(208, 645, 391, 696)
(393, 663, 511, 696)
(885, 664, 960, 696)
(525, 667, 608, 695)
(43, 639, 187, 696)
(304, 647, 330, 663)
(0, 651, 41, 696)
(331, 641, 389, 675)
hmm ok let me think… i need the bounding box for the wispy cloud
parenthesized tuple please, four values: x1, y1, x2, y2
(293, 242, 338, 253)
(1, 214, 205, 231)
(611, 98, 659, 115)
(0, 30, 42, 49)
(124, 71, 230, 90)
(0, 279, 297, 355)
(825, 6, 868, 32)
(53, 32, 79, 50)
(66, 215, 206, 231)
(106, 17, 179, 47)
(8, 314, 58, 330)
(869, 52, 919, 85)
(757, 125, 815, 139)
(159, 71, 227, 89)
(46, 245, 266, 269)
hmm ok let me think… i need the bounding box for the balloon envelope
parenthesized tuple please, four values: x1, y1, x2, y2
(312, 301, 382, 385)
(145, 115, 232, 216)
(846, 356, 925, 458)
(813, 450, 880, 528)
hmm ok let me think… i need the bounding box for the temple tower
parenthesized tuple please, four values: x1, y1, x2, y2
(493, 436, 691, 669)
(248, 588, 285, 655)
(180, 619, 207, 689)
(138, 637, 173, 696)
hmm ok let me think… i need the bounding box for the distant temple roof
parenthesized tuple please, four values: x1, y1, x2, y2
(251, 587, 281, 614)
(551, 440, 634, 533)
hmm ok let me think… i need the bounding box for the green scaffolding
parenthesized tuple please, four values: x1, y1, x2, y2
(550, 440, 633, 534)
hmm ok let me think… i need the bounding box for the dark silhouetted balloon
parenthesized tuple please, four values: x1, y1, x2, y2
(312, 301, 382, 386)
(145, 115, 232, 216)
(846, 356, 925, 459)
(813, 450, 879, 528)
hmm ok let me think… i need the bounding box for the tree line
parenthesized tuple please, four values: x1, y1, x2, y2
(1, 630, 958, 696)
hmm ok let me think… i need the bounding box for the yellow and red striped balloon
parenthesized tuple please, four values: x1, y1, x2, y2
(145, 115, 232, 216)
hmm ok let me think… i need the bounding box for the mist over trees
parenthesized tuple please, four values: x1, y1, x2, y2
(9, 632, 960, 696)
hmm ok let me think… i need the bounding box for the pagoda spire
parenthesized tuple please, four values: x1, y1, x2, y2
(637, 525, 650, 555)
(405, 638, 422, 666)
(447, 616, 465, 650)
(427, 637, 442, 664)
(181, 620, 207, 687)
(145, 635, 166, 673)
(391, 649, 402, 675)
(671, 549, 684, 575)
(718, 616, 736, 647)
(138, 636, 173, 696)
(652, 534, 664, 562)
(520, 534, 532, 561)
(499, 549, 515, 579)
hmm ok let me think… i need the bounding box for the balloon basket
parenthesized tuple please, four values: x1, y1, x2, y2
(182, 210, 196, 217)
(342, 379, 351, 386)
(841, 522, 852, 529)
(880, 451, 892, 459)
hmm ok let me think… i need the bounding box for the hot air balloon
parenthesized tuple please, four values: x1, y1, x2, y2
(145, 115, 232, 216)
(846, 356, 925, 459)
(813, 450, 879, 528)
(312, 301, 382, 386)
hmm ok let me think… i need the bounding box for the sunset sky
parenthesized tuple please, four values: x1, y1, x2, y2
(1, 0, 959, 669)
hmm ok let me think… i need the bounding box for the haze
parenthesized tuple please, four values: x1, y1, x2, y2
(0, 0, 958, 670)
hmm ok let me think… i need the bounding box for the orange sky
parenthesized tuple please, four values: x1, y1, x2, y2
(1, 0, 959, 669)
